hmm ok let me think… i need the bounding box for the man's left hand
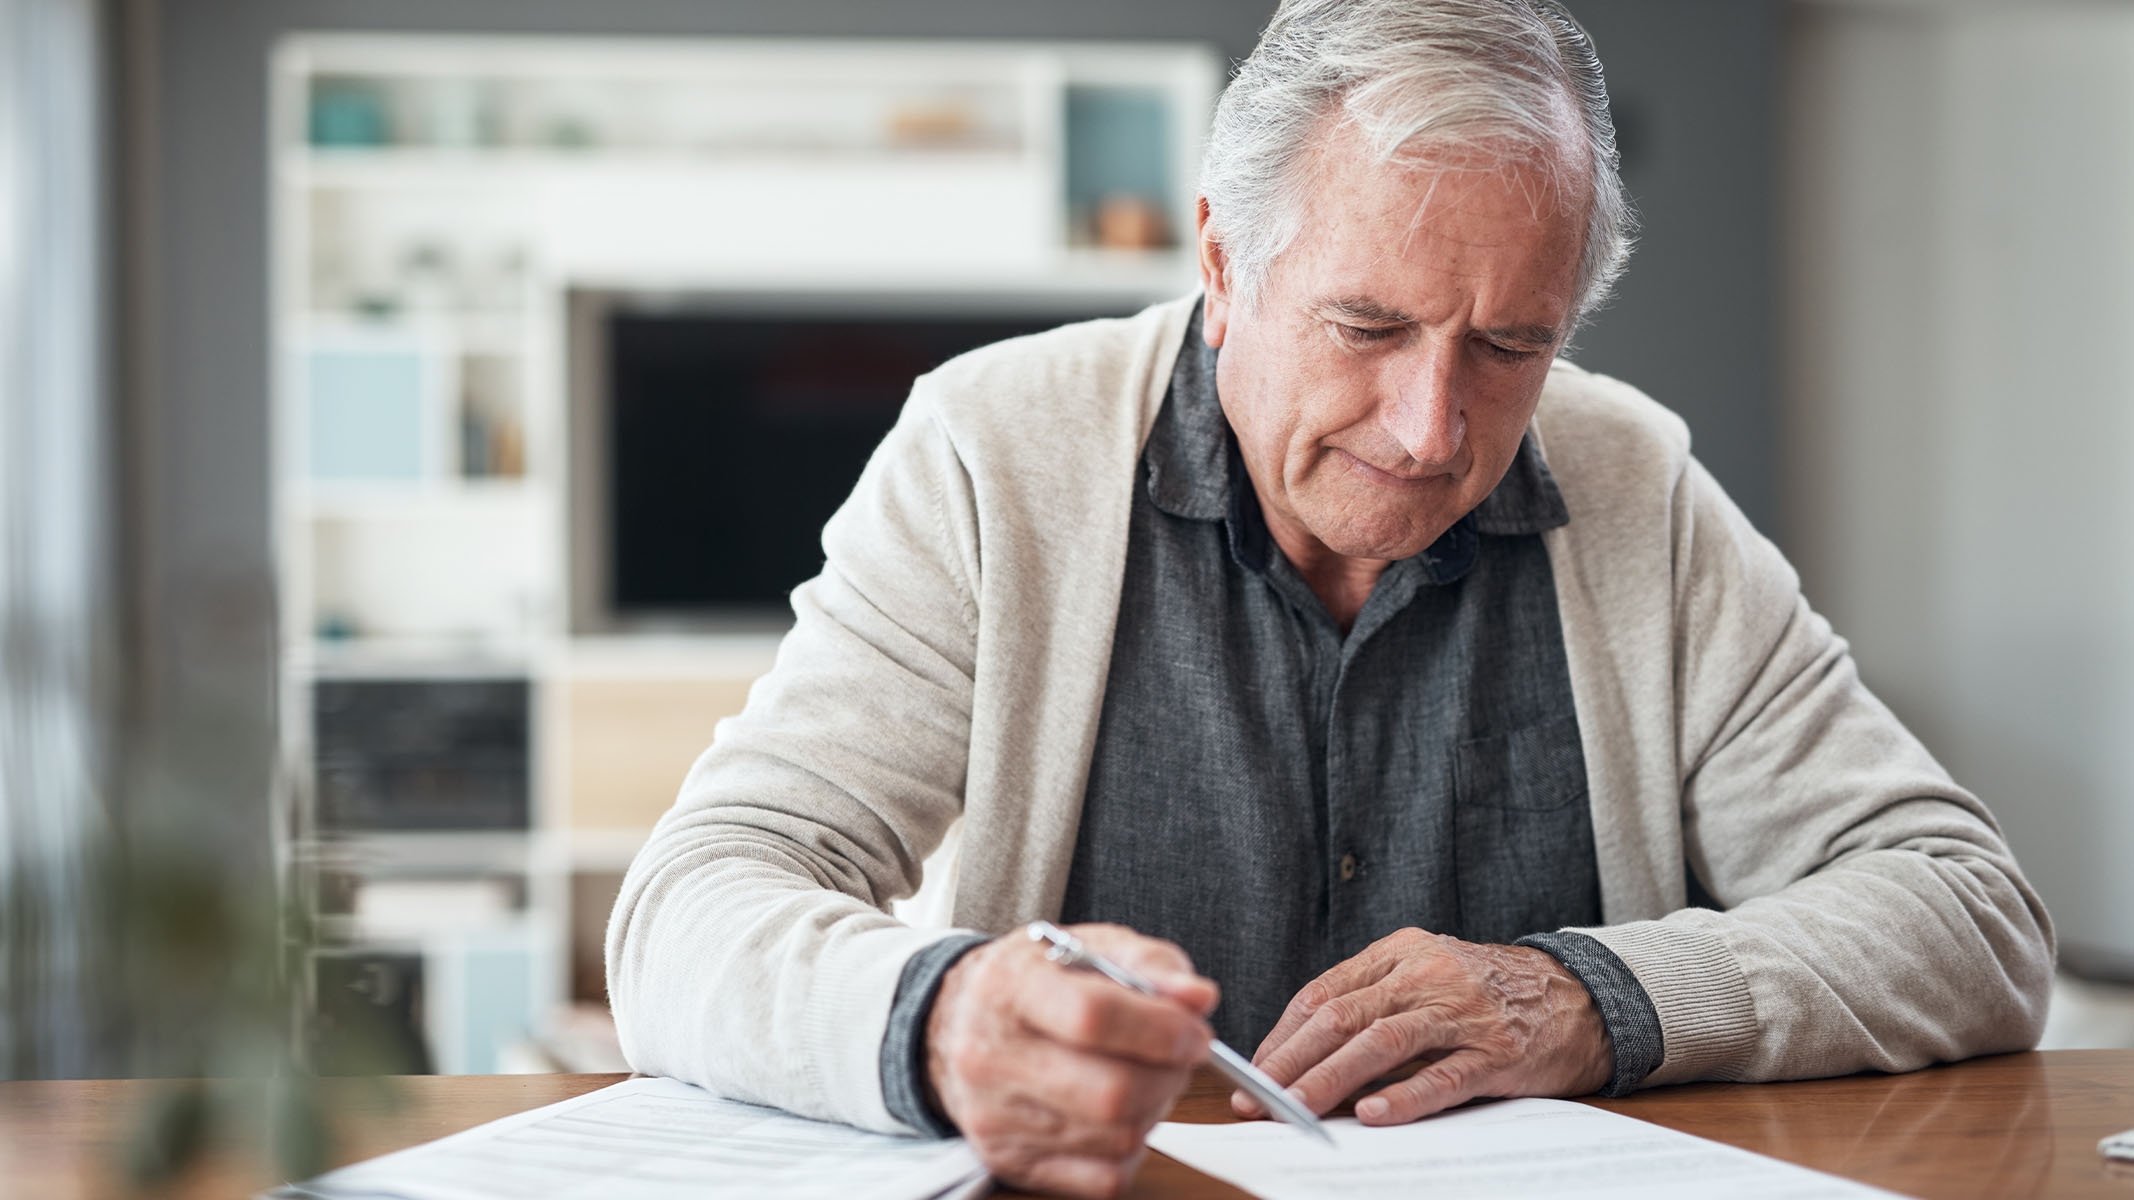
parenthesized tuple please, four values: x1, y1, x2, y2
(1233, 927, 1613, 1125)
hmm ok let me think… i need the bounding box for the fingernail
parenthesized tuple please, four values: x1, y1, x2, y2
(1358, 1098, 1388, 1121)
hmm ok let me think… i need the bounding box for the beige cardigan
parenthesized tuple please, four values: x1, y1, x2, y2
(606, 295, 2053, 1133)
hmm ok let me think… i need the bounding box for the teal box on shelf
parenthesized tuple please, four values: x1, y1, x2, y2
(309, 78, 390, 147)
(306, 347, 427, 481)
(1064, 85, 1174, 238)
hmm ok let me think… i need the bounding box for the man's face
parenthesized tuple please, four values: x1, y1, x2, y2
(1201, 127, 1586, 567)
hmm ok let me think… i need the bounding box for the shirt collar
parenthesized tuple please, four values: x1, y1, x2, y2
(1145, 307, 1571, 543)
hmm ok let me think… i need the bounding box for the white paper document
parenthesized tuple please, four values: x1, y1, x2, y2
(267, 1077, 987, 1200)
(1148, 1098, 1901, 1200)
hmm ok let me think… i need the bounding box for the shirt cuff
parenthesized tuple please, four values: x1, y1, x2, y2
(878, 932, 991, 1136)
(1515, 930, 1666, 1097)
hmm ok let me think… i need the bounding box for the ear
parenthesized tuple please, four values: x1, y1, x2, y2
(1195, 196, 1233, 349)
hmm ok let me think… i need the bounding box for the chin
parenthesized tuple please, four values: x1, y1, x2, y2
(1311, 514, 1445, 562)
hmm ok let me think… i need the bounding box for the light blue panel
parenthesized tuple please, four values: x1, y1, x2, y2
(306, 348, 427, 481)
(1064, 86, 1174, 216)
(459, 944, 532, 1075)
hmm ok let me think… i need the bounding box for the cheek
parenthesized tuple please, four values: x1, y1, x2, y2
(1467, 371, 1549, 460)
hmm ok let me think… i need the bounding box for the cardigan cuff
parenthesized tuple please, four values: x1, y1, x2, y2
(1516, 930, 1665, 1096)
(1577, 918, 1759, 1086)
(879, 932, 991, 1136)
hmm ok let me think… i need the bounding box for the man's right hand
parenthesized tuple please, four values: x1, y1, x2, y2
(924, 923, 1218, 1198)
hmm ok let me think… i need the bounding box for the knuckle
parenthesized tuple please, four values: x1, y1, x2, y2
(1086, 1072, 1137, 1124)
(1144, 1015, 1192, 1063)
(1358, 1017, 1409, 1057)
(1296, 979, 1334, 1013)
(1059, 993, 1106, 1045)
(1147, 934, 1192, 967)
(1432, 1057, 1484, 1097)
(1322, 995, 1371, 1037)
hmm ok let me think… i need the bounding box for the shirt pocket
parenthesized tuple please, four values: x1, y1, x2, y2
(1454, 713, 1588, 811)
(1451, 712, 1601, 942)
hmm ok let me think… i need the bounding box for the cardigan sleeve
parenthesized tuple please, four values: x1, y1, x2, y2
(604, 379, 985, 1133)
(1578, 455, 2055, 1086)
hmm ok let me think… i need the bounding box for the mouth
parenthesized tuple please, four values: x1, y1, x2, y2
(1330, 447, 1455, 488)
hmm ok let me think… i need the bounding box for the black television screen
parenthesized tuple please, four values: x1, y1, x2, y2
(603, 299, 1130, 619)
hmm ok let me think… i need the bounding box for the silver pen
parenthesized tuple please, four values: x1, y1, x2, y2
(1025, 921, 1335, 1146)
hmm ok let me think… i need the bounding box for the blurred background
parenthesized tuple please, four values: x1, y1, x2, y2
(3, 0, 2129, 1088)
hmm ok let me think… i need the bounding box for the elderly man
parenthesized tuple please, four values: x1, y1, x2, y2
(607, 1, 2053, 1196)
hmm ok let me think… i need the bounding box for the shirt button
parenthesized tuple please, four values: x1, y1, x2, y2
(1338, 853, 1359, 882)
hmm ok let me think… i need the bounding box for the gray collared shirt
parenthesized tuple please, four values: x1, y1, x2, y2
(880, 316, 1663, 1134)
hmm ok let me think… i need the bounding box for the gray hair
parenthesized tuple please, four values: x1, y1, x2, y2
(1201, 0, 1635, 328)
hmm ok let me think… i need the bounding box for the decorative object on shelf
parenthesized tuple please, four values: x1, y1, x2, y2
(309, 77, 391, 147)
(314, 609, 360, 642)
(397, 239, 461, 312)
(885, 96, 983, 149)
(1094, 192, 1169, 250)
(412, 77, 502, 149)
(459, 353, 525, 479)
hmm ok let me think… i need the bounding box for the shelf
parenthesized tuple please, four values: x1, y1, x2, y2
(272, 31, 1221, 1082)
(560, 632, 785, 678)
(297, 310, 528, 348)
(286, 144, 1033, 189)
(300, 476, 536, 517)
(301, 829, 534, 869)
(296, 636, 539, 678)
(319, 910, 533, 947)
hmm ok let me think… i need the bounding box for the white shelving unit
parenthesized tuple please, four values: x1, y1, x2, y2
(270, 32, 1219, 1074)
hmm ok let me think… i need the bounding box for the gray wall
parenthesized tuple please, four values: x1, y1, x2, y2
(1576, 1, 1782, 539)
(134, 0, 1781, 835)
(1786, 3, 2134, 971)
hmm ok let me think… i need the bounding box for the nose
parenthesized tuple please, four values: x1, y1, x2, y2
(1380, 341, 1465, 468)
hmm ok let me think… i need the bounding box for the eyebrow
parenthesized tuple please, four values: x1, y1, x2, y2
(1479, 323, 1562, 349)
(1315, 296, 1561, 348)
(1318, 296, 1414, 324)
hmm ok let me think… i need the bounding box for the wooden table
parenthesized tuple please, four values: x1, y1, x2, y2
(1, 1052, 2127, 1197)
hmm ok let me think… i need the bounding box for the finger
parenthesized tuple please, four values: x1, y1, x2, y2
(1353, 1047, 1497, 1125)
(1073, 925, 1221, 1016)
(1017, 969, 1212, 1066)
(1283, 1009, 1454, 1115)
(1253, 980, 1417, 1094)
(1073, 923, 1193, 975)
(1252, 949, 1402, 1068)
(996, 1035, 1193, 1138)
(1013, 1149, 1144, 1200)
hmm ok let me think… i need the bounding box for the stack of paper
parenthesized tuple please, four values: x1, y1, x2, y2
(1148, 1097, 1900, 1199)
(267, 1078, 987, 1200)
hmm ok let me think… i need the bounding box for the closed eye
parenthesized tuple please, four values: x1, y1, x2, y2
(1335, 323, 1403, 346)
(1478, 339, 1544, 364)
